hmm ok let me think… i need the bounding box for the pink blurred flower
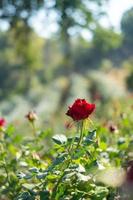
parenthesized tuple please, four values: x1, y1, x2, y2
(0, 118, 6, 128)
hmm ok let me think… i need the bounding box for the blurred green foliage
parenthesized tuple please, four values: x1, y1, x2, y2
(92, 27, 122, 54)
(0, 97, 133, 199)
(121, 7, 133, 47)
(0, 23, 44, 98)
(0, 1, 132, 122)
(126, 71, 133, 92)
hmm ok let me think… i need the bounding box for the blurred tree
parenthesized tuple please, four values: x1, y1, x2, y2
(0, 29, 44, 99)
(0, 1, 45, 93)
(125, 59, 133, 92)
(10, 20, 44, 91)
(121, 7, 133, 59)
(91, 26, 122, 66)
(121, 7, 133, 46)
(126, 71, 133, 92)
(73, 27, 122, 71)
(0, 0, 109, 74)
(0, 0, 43, 26)
(52, 0, 108, 74)
(92, 27, 122, 54)
(0, 31, 20, 98)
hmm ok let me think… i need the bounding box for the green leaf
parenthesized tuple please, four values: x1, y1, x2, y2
(16, 192, 35, 200)
(73, 148, 85, 159)
(29, 167, 39, 173)
(86, 160, 98, 172)
(5, 125, 15, 137)
(38, 129, 51, 139)
(117, 137, 125, 145)
(63, 172, 76, 181)
(99, 141, 107, 150)
(19, 161, 28, 167)
(39, 191, 50, 200)
(16, 192, 31, 200)
(47, 174, 58, 180)
(17, 172, 26, 179)
(93, 186, 109, 199)
(77, 164, 86, 173)
(84, 130, 96, 145)
(22, 183, 35, 190)
(36, 172, 47, 179)
(69, 164, 86, 173)
(51, 153, 67, 168)
(52, 134, 67, 145)
(88, 130, 97, 140)
(77, 173, 91, 182)
(68, 136, 79, 143)
(17, 172, 33, 180)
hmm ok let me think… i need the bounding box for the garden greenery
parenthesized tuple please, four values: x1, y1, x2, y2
(0, 98, 133, 200)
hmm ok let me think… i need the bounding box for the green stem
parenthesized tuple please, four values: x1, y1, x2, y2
(30, 121, 36, 137)
(3, 160, 10, 185)
(50, 121, 85, 199)
(88, 118, 94, 128)
(50, 160, 71, 200)
(76, 120, 84, 149)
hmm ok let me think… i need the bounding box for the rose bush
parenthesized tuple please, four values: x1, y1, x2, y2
(0, 98, 133, 200)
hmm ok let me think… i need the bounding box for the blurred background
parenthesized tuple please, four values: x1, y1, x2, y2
(0, 0, 132, 130)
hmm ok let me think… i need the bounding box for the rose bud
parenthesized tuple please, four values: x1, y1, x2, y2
(65, 121, 74, 129)
(66, 98, 95, 121)
(108, 124, 119, 133)
(126, 161, 133, 184)
(0, 118, 6, 132)
(25, 111, 38, 122)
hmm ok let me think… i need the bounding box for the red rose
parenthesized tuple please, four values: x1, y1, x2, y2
(66, 99, 95, 121)
(0, 118, 6, 127)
